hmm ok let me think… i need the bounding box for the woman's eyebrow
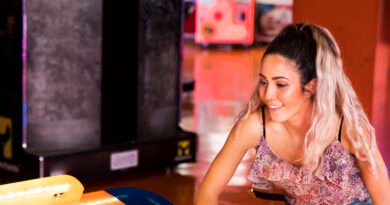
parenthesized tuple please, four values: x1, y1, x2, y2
(258, 73, 290, 81)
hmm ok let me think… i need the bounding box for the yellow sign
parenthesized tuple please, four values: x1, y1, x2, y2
(176, 140, 192, 161)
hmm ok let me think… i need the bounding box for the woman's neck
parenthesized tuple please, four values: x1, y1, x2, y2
(283, 104, 313, 144)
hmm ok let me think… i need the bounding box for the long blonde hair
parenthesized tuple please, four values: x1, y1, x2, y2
(242, 23, 377, 173)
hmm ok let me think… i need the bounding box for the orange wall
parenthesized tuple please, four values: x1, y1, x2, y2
(293, 0, 380, 118)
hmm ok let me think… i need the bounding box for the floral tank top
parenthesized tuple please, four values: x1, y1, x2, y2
(248, 110, 371, 204)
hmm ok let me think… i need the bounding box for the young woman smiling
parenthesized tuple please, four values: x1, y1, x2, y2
(195, 23, 390, 205)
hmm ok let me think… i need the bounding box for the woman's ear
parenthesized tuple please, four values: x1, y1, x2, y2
(304, 79, 317, 96)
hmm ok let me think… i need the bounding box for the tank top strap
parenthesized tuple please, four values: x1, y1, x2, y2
(338, 116, 344, 142)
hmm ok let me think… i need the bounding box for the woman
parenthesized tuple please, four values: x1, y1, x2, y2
(195, 23, 390, 204)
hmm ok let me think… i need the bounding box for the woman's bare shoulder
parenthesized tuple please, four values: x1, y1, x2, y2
(232, 110, 263, 148)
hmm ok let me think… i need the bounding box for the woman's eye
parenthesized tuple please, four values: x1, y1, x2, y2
(276, 84, 288, 88)
(259, 80, 267, 86)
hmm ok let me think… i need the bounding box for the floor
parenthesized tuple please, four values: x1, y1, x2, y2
(83, 40, 390, 205)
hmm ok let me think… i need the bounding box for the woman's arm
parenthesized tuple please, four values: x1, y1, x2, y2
(357, 143, 390, 204)
(194, 112, 262, 205)
(341, 124, 390, 204)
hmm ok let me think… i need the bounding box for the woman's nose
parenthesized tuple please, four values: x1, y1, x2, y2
(263, 86, 276, 101)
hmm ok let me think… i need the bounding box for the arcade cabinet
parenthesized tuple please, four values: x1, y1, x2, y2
(0, 0, 196, 182)
(195, 0, 255, 46)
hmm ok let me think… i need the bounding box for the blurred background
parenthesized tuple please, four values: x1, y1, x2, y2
(0, 0, 389, 204)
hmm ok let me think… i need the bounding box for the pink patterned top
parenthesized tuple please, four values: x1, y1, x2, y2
(248, 136, 370, 204)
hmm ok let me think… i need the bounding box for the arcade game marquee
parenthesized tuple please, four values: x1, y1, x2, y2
(0, 0, 196, 182)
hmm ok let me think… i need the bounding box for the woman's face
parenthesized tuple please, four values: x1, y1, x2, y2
(258, 54, 313, 123)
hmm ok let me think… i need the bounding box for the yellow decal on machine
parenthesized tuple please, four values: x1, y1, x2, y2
(175, 140, 192, 161)
(0, 116, 12, 159)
